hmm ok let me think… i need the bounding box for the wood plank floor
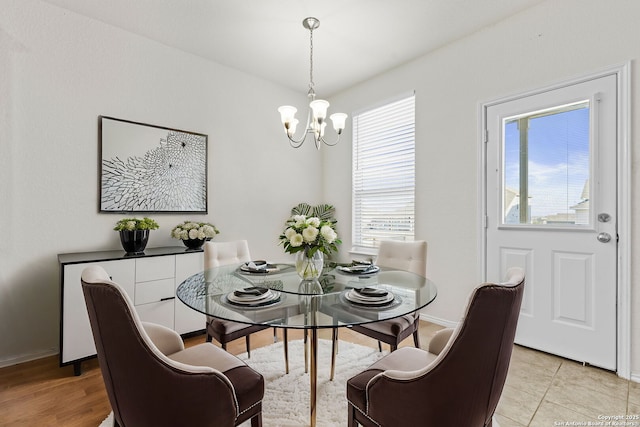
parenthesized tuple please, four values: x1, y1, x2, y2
(0, 323, 444, 427)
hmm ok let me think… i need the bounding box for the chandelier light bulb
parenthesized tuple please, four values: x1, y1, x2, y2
(310, 99, 330, 121)
(278, 105, 297, 125)
(320, 121, 327, 137)
(330, 113, 348, 133)
(288, 118, 299, 136)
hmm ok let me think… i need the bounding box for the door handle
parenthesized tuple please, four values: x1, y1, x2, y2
(597, 232, 612, 243)
(598, 213, 611, 223)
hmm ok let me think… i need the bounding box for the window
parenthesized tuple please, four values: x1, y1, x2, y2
(352, 93, 415, 250)
(502, 100, 590, 226)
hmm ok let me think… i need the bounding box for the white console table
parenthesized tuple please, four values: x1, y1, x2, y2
(58, 246, 204, 375)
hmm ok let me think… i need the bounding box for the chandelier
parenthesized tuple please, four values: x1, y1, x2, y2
(278, 17, 348, 149)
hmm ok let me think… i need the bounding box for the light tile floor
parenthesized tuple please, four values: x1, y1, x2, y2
(328, 321, 639, 427)
(496, 345, 640, 426)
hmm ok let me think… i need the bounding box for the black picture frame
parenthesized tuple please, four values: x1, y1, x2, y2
(99, 116, 208, 213)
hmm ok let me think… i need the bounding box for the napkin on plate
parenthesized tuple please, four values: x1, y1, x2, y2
(246, 261, 268, 270)
(233, 287, 269, 297)
(354, 287, 389, 297)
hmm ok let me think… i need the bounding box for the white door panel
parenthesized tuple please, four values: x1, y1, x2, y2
(485, 74, 617, 370)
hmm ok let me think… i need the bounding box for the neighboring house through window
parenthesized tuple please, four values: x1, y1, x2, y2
(352, 92, 416, 252)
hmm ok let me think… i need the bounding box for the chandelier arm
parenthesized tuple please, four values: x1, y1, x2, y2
(288, 135, 306, 149)
(318, 133, 342, 147)
(284, 109, 314, 146)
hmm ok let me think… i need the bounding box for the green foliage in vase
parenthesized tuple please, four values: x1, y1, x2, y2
(113, 217, 159, 231)
(291, 202, 336, 223)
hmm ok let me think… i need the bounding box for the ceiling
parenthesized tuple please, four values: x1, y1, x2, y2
(42, 0, 544, 96)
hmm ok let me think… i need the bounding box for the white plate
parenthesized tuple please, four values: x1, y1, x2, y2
(239, 262, 280, 274)
(228, 289, 277, 303)
(345, 289, 394, 306)
(225, 290, 282, 307)
(337, 265, 380, 275)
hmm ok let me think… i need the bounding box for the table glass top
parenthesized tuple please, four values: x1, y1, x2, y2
(176, 263, 437, 330)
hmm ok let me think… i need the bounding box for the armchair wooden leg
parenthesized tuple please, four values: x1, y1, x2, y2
(273, 327, 278, 343)
(330, 328, 338, 381)
(377, 340, 382, 352)
(250, 414, 263, 427)
(245, 335, 251, 358)
(206, 333, 212, 343)
(283, 329, 289, 374)
(304, 329, 308, 373)
(347, 404, 357, 427)
(413, 329, 421, 349)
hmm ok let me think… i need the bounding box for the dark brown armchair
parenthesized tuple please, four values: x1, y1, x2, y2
(81, 265, 264, 427)
(346, 267, 525, 427)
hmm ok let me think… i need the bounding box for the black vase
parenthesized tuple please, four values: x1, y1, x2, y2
(119, 230, 150, 254)
(183, 238, 206, 250)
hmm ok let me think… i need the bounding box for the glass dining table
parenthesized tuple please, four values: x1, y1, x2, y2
(176, 263, 437, 427)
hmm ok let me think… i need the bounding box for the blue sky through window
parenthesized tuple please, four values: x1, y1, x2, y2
(504, 104, 590, 221)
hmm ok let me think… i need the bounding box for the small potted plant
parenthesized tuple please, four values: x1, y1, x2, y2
(171, 221, 220, 250)
(114, 217, 159, 254)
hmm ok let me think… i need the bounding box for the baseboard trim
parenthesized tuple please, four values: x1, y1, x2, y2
(419, 313, 458, 329)
(630, 372, 640, 384)
(0, 349, 58, 369)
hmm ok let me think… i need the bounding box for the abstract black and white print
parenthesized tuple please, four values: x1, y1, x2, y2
(100, 116, 207, 212)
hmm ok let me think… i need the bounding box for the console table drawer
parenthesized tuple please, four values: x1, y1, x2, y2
(136, 300, 174, 329)
(135, 278, 174, 305)
(136, 256, 175, 282)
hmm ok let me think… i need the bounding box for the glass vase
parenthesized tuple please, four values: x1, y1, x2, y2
(295, 250, 324, 280)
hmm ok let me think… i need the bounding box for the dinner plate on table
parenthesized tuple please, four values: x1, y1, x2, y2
(343, 287, 396, 307)
(337, 264, 380, 275)
(224, 287, 282, 308)
(239, 261, 280, 274)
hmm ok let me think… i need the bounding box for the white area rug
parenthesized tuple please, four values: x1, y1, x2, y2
(99, 339, 387, 427)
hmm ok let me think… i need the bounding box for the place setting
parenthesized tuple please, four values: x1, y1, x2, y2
(343, 286, 398, 308)
(223, 286, 283, 308)
(336, 261, 380, 276)
(238, 260, 280, 275)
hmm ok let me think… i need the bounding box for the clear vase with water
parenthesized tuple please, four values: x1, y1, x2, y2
(295, 249, 324, 280)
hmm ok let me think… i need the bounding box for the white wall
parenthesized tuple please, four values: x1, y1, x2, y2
(325, 0, 640, 376)
(0, 0, 322, 365)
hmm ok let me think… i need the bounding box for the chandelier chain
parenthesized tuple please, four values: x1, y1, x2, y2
(308, 27, 315, 97)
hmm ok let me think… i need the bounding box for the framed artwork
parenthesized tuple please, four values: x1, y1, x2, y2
(99, 116, 208, 213)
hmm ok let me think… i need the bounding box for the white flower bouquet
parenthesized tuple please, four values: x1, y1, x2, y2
(279, 214, 340, 257)
(171, 221, 219, 241)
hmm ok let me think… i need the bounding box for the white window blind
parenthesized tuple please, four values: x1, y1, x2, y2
(352, 93, 415, 250)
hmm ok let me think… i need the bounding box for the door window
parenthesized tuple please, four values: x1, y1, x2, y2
(502, 101, 591, 226)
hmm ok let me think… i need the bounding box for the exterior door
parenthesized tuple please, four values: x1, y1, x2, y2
(484, 73, 618, 370)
